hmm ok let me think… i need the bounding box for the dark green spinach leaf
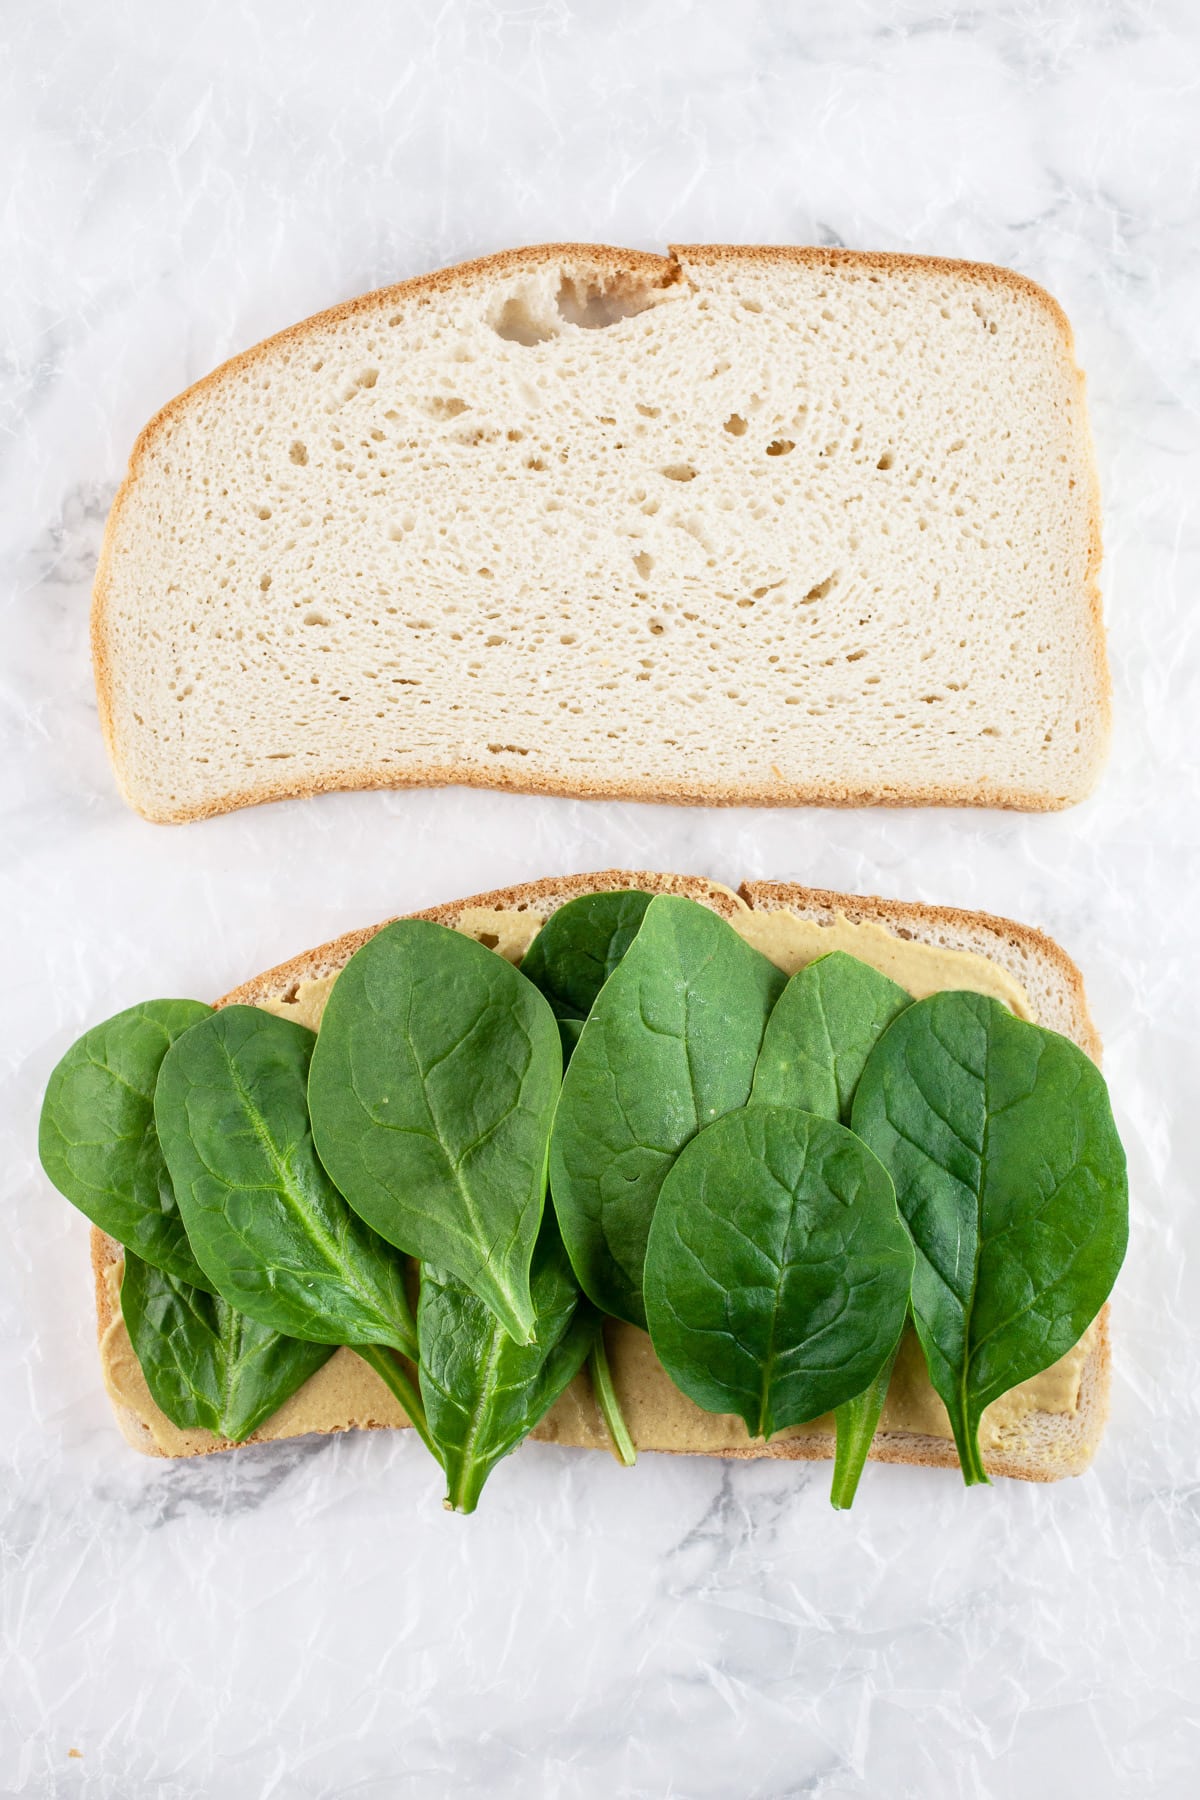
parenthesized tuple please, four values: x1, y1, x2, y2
(39, 999, 214, 1288)
(750, 950, 913, 1505)
(851, 991, 1128, 1485)
(418, 1221, 598, 1513)
(308, 921, 561, 1346)
(520, 890, 649, 1460)
(520, 890, 653, 1059)
(549, 896, 786, 1327)
(121, 1250, 333, 1443)
(751, 951, 911, 1121)
(643, 1106, 914, 1439)
(155, 1006, 418, 1354)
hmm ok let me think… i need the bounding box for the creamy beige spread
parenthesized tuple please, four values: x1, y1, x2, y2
(102, 899, 1092, 1459)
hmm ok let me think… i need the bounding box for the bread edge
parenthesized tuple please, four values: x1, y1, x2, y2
(91, 241, 1108, 823)
(92, 870, 1113, 1482)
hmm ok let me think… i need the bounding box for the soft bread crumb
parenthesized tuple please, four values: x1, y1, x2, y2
(93, 244, 1107, 822)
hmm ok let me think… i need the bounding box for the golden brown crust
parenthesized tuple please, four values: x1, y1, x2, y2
(92, 1223, 119, 1339)
(671, 242, 1073, 328)
(91, 241, 1108, 824)
(105, 757, 1098, 827)
(95, 870, 1114, 1480)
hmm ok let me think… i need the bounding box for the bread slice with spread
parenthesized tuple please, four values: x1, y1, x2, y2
(93, 871, 1111, 1483)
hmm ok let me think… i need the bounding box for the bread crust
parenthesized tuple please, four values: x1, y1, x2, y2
(93, 871, 1113, 1481)
(99, 758, 1104, 827)
(91, 242, 1108, 823)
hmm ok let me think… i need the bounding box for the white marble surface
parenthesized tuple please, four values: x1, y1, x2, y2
(4, 2, 1200, 1794)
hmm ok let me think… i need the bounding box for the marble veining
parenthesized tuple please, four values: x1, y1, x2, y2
(3, 1, 1199, 1794)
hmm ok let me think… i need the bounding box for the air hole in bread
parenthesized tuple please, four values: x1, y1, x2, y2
(556, 275, 665, 330)
(724, 414, 748, 436)
(802, 574, 838, 602)
(877, 451, 894, 470)
(289, 441, 308, 465)
(661, 464, 696, 482)
(493, 295, 559, 346)
(766, 438, 794, 457)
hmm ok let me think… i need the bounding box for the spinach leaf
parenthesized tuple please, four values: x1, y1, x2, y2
(749, 950, 912, 1505)
(643, 1106, 914, 1439)
(550, 896, 786, 1327)
(851, 992, 1128, 1485)
(39, 999, 214, 1289)
(308, 920, 561, 1346)
(155, 1006, 418, 1355)
(418, 1221, 598, 1513)
(521, 891, 650, 1461)
(751, 951, 911, 1122)
(520, 890, 653, 1059)
(120, 1250, 333, 1443)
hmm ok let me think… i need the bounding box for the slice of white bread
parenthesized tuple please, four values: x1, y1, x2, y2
(93, 244, 1107, 823)
(92, 872, 1112, 1484)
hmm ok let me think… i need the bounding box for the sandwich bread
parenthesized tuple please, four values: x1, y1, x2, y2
(93, 872, 1111, 1484)
(93, 244, 1107, 821)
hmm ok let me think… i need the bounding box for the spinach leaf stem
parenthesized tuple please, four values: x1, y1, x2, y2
(589, 1327, 637, 1466)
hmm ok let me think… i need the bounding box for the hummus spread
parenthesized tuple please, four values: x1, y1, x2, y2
(101, 899, 1093, 1459)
